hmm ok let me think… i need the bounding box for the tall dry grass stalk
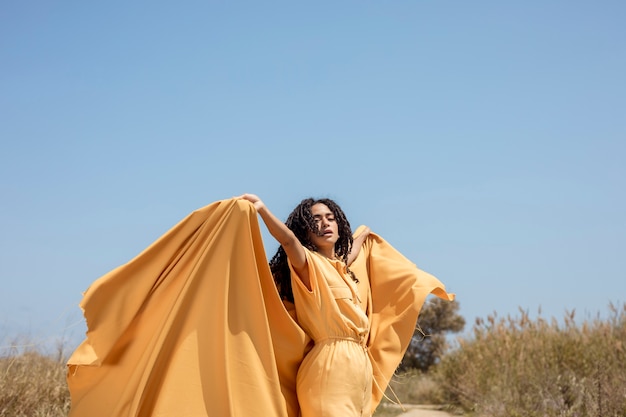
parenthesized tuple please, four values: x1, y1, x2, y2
(436, 302, 626, 417)
(3, 304, 625, 417)
(0, 342, 70, 417)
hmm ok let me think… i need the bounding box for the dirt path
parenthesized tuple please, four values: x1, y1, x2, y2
(389, 404, 454, 417)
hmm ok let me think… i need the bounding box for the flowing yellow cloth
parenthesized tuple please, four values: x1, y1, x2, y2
(349, 226, 455, 408)
(67, 199, 454, 417)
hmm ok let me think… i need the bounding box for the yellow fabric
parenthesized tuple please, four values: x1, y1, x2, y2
(67, 199, 454, 417)
(349, 226, 455, 409)
(290, 248, 372, 416)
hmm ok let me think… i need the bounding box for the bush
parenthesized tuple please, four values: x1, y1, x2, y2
(400, 298, 465, 372)
(0, 343, 70, 417)
(436, 303, 626, 417)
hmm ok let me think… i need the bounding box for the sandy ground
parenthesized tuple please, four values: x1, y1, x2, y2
(389, 404, 454, 417)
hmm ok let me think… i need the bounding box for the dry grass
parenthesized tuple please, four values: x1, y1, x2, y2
(3, 304, 625, 417)
(374, 370, 460, 416)
(384, 369, 446, 406)
(373, 403, 407, 417)
(435, 302, 626, 417)
(0, 342, 70, 417)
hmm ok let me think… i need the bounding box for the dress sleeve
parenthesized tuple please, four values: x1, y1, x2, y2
(349, 226, 455, 410)
(289, 247, 321, 309)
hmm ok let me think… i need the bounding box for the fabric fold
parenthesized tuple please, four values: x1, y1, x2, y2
(67, 199, 307, 417)
(67, 199, 453, 417)
(349, 225, 455, 409)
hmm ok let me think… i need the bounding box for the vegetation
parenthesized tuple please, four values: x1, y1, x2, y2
(375, 370, 453, 416)
(375, 296, 466, 416)
(436, 303, 626, 417)
(3, 303, 625, 417)
(400, 298, 466, 372)
(0, 343, 70, 417)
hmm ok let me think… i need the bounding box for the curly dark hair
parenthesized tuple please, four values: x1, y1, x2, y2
(269, 197, 357, 303)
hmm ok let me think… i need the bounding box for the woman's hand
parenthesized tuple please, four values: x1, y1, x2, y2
(354, 226, 371, 245)
(236, 193, 310, 289)
(237, 194, 265, 211)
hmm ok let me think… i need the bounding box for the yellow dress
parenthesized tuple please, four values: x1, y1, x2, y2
(290, 249, 372, 416)
(66, 199, 454, 417)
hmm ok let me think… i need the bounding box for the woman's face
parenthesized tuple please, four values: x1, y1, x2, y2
(308, 203, 339, 253)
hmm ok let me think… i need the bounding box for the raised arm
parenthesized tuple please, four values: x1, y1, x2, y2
(237, 194, 310, 290)
(347, 226, 371, 266)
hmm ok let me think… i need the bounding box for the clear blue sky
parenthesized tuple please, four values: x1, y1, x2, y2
(2, 1, 625, 352)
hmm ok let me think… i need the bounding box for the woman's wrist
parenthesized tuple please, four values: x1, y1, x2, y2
(253, 200, 265, 212)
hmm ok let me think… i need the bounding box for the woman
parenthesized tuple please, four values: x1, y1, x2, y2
(239, 194, 373, 416)
(66, 196, 453, 417)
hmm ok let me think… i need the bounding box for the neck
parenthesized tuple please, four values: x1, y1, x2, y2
(317, 247, 336, 260)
